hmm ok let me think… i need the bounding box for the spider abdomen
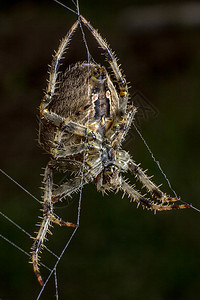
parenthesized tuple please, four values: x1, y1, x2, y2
(39, 63, 120, 154)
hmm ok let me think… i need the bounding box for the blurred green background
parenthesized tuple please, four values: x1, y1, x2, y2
(0, 0, 200, 299)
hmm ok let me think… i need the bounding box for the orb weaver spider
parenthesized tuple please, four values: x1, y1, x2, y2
(31, 15, 189, 286)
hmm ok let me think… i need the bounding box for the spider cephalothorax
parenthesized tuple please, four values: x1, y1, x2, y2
(31, 15, 189, 286)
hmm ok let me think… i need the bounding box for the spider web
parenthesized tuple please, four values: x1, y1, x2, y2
(0, 1, 199, 299)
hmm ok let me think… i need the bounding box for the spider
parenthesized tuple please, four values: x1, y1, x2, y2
(31, 15, 189, 286)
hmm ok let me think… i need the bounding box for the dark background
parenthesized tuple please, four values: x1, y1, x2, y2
(0, 0, 200, 299)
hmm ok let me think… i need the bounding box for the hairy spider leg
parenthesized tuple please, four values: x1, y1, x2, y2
(50, 123, 90, 159)
(51, 142, 89, 158)
(52, 176, 87, 203)
(119, 178, 189, 211)
(80, 15, 129, 116)
(109, 105, 137, 148)
(127, 160, 190, 209)
(40, 19, 80, 114)
(39, 18, 82, 142)
(50, 158, 84, 173)
(31, 163, 77, 286)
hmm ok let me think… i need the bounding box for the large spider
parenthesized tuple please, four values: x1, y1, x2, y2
(31, 15, 189, 285)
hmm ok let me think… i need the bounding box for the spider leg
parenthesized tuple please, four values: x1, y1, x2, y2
(40, 107, 101, 143)
(40, 108, 65, 126)
(63, 120, 100, 139)
(40, 19, 80, 113)
(119, 178, 189, 211)
(50, 158, 83, 173)
(31, 162, 81, 286)
(40, 107, 90, 135)
(51, 142, 88, 158)
(52, 176, 87, 203)
(50, 123, 101, 158)
(127, 160, 189, 209)
(110, 105, 137, 147)
(80, 15, 129, 115)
